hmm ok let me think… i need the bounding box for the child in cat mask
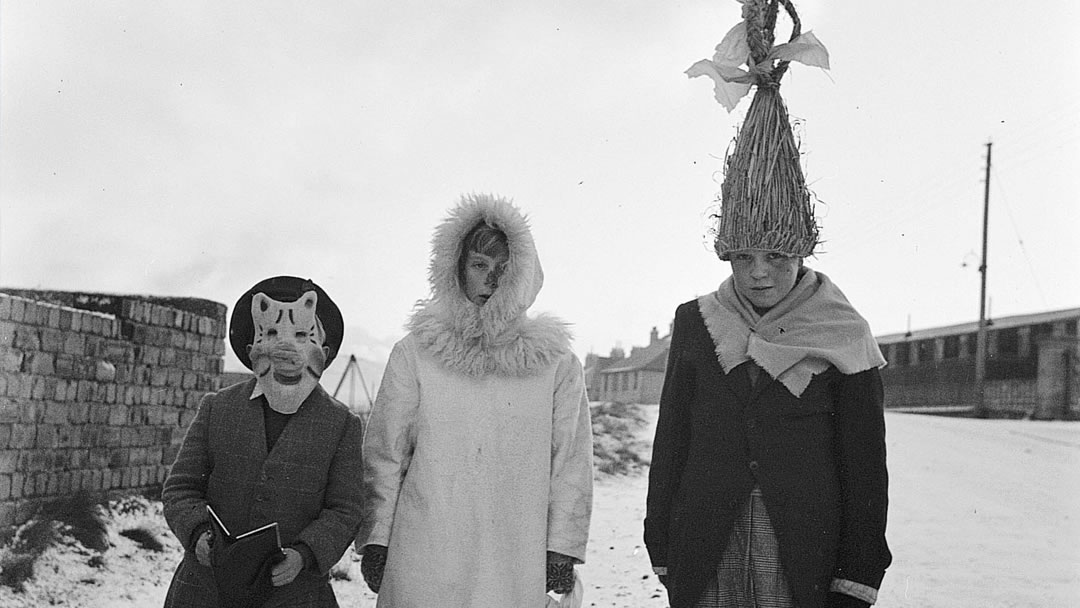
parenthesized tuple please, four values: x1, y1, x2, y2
(162, 276, 364, 608)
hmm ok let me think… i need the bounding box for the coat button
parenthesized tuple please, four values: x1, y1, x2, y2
(748, 461, 759, 472)
(746, 419, 757, 429)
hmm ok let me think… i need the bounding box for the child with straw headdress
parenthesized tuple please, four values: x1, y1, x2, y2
(644, 2, 891, 607)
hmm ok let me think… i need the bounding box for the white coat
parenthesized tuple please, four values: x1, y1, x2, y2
(358, 194, 593, 608)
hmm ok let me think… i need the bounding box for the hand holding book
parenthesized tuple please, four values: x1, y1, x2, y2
(207, 504, 285, 608)
(195, 529, 212, 567)
(271, 547, 304, 587)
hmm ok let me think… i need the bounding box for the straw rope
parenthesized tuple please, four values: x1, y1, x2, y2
(745, 0, 803, 87)
(713, 0, 819, 260)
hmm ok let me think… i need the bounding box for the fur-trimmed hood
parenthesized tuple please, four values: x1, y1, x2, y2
(408, 194, 572, 376)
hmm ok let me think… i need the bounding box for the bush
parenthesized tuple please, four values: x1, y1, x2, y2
(591, 402, 651, 476)
(0, 493, 113, 591)
(46, 493, 109, 553)
(119, 526, 166, 552)
(0, 519, 58, 591)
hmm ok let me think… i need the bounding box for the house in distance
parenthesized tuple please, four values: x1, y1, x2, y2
(586, 325, 671, 404)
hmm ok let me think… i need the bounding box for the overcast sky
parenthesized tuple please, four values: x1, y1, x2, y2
(3, 0, 1078, 381)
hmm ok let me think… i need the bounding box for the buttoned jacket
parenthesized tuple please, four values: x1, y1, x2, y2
(644, 300, 891, 608)
(163, 379, 364, 602)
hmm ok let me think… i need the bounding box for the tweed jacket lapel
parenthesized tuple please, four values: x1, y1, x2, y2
(234, 381, 269, 459)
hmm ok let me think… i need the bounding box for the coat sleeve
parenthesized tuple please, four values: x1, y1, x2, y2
(296, 408, 365, 575)
(644, 303, 698, 573)
(546, 352, 594, 563)
(830, 367, 892, 591)
(162, 392, 215, 552)
(357, 338, 420, 551)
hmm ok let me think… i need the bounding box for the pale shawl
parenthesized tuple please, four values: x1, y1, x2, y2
(697, 268, 885, 397)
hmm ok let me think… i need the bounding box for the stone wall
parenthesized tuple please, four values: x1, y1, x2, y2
(984, 378, 1038, 416)
(0, 289, 226, 527)
(1033, 336, 1080, 419)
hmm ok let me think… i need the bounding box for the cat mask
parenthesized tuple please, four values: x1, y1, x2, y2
(247, 290, 329, 414)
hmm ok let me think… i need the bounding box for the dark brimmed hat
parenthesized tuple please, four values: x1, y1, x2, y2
(228, 276, 344, 370)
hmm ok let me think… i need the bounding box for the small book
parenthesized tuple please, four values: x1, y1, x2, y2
(206, 504, 285, 608)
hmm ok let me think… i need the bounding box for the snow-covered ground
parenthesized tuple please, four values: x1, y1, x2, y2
(875, 412, 1080, 607)
(347, 409, 1080, 608)
(2, 410, 1076, 607)
(573, 409, 1080, 608)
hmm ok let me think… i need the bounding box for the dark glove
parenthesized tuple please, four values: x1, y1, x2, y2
(546, 552, 575, 594)
(827, 592, 871, 608)
(360, 545, 388, 593)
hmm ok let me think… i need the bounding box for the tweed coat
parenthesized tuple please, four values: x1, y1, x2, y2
(644, 299, 891, 608)
(162, 379, 364, 607)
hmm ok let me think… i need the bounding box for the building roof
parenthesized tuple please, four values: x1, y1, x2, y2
(600, 336, 670, 374)
(876, 307, 1080, 345)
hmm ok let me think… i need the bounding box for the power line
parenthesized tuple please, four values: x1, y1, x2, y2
(991, 169, 1049, 308)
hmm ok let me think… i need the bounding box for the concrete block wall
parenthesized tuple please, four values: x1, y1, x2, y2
(984, 378, 1038, 416)
(0, 289, 227, 527)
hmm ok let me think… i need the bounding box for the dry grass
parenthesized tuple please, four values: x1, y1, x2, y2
(0, 519, 57, 591)
(591, 402, 651, 476)
(713, 86, 819, 259)
(0, 492, 109, 591)
(0, 492, 174, 594)
(712, 1, 819, 260)
(118, 526, 166, 553)
(45, 493, 109, 554)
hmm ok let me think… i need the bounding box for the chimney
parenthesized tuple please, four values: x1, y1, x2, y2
(650, 326, 659, 344)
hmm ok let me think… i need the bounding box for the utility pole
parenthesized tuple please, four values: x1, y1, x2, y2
(974, 141, 992, 417)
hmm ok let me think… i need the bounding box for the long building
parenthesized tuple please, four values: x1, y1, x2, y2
(588, 308, 1080, 418)
(876, 307, 1080, 418)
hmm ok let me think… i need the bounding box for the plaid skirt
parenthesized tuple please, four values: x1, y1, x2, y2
(694, 487, 795, 608)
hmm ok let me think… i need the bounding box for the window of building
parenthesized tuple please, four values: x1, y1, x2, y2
(943, 335, 960, 359)
(966, 333, 978, 356)
(1031, 323, 1054, 339)
(996, 327, 1020, 356)
(916, 340, 934, 364)
(892, 342, 910, 367)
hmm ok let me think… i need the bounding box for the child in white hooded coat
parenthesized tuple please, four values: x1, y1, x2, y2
(357, 194, 593, 607)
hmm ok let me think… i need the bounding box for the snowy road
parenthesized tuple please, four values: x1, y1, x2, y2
(881, 412, 1080, 607)
(580, 409, 1080, 608)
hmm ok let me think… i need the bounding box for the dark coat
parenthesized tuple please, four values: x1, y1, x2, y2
(162, 379, 364, 607)
(644, 300, 891, 608)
